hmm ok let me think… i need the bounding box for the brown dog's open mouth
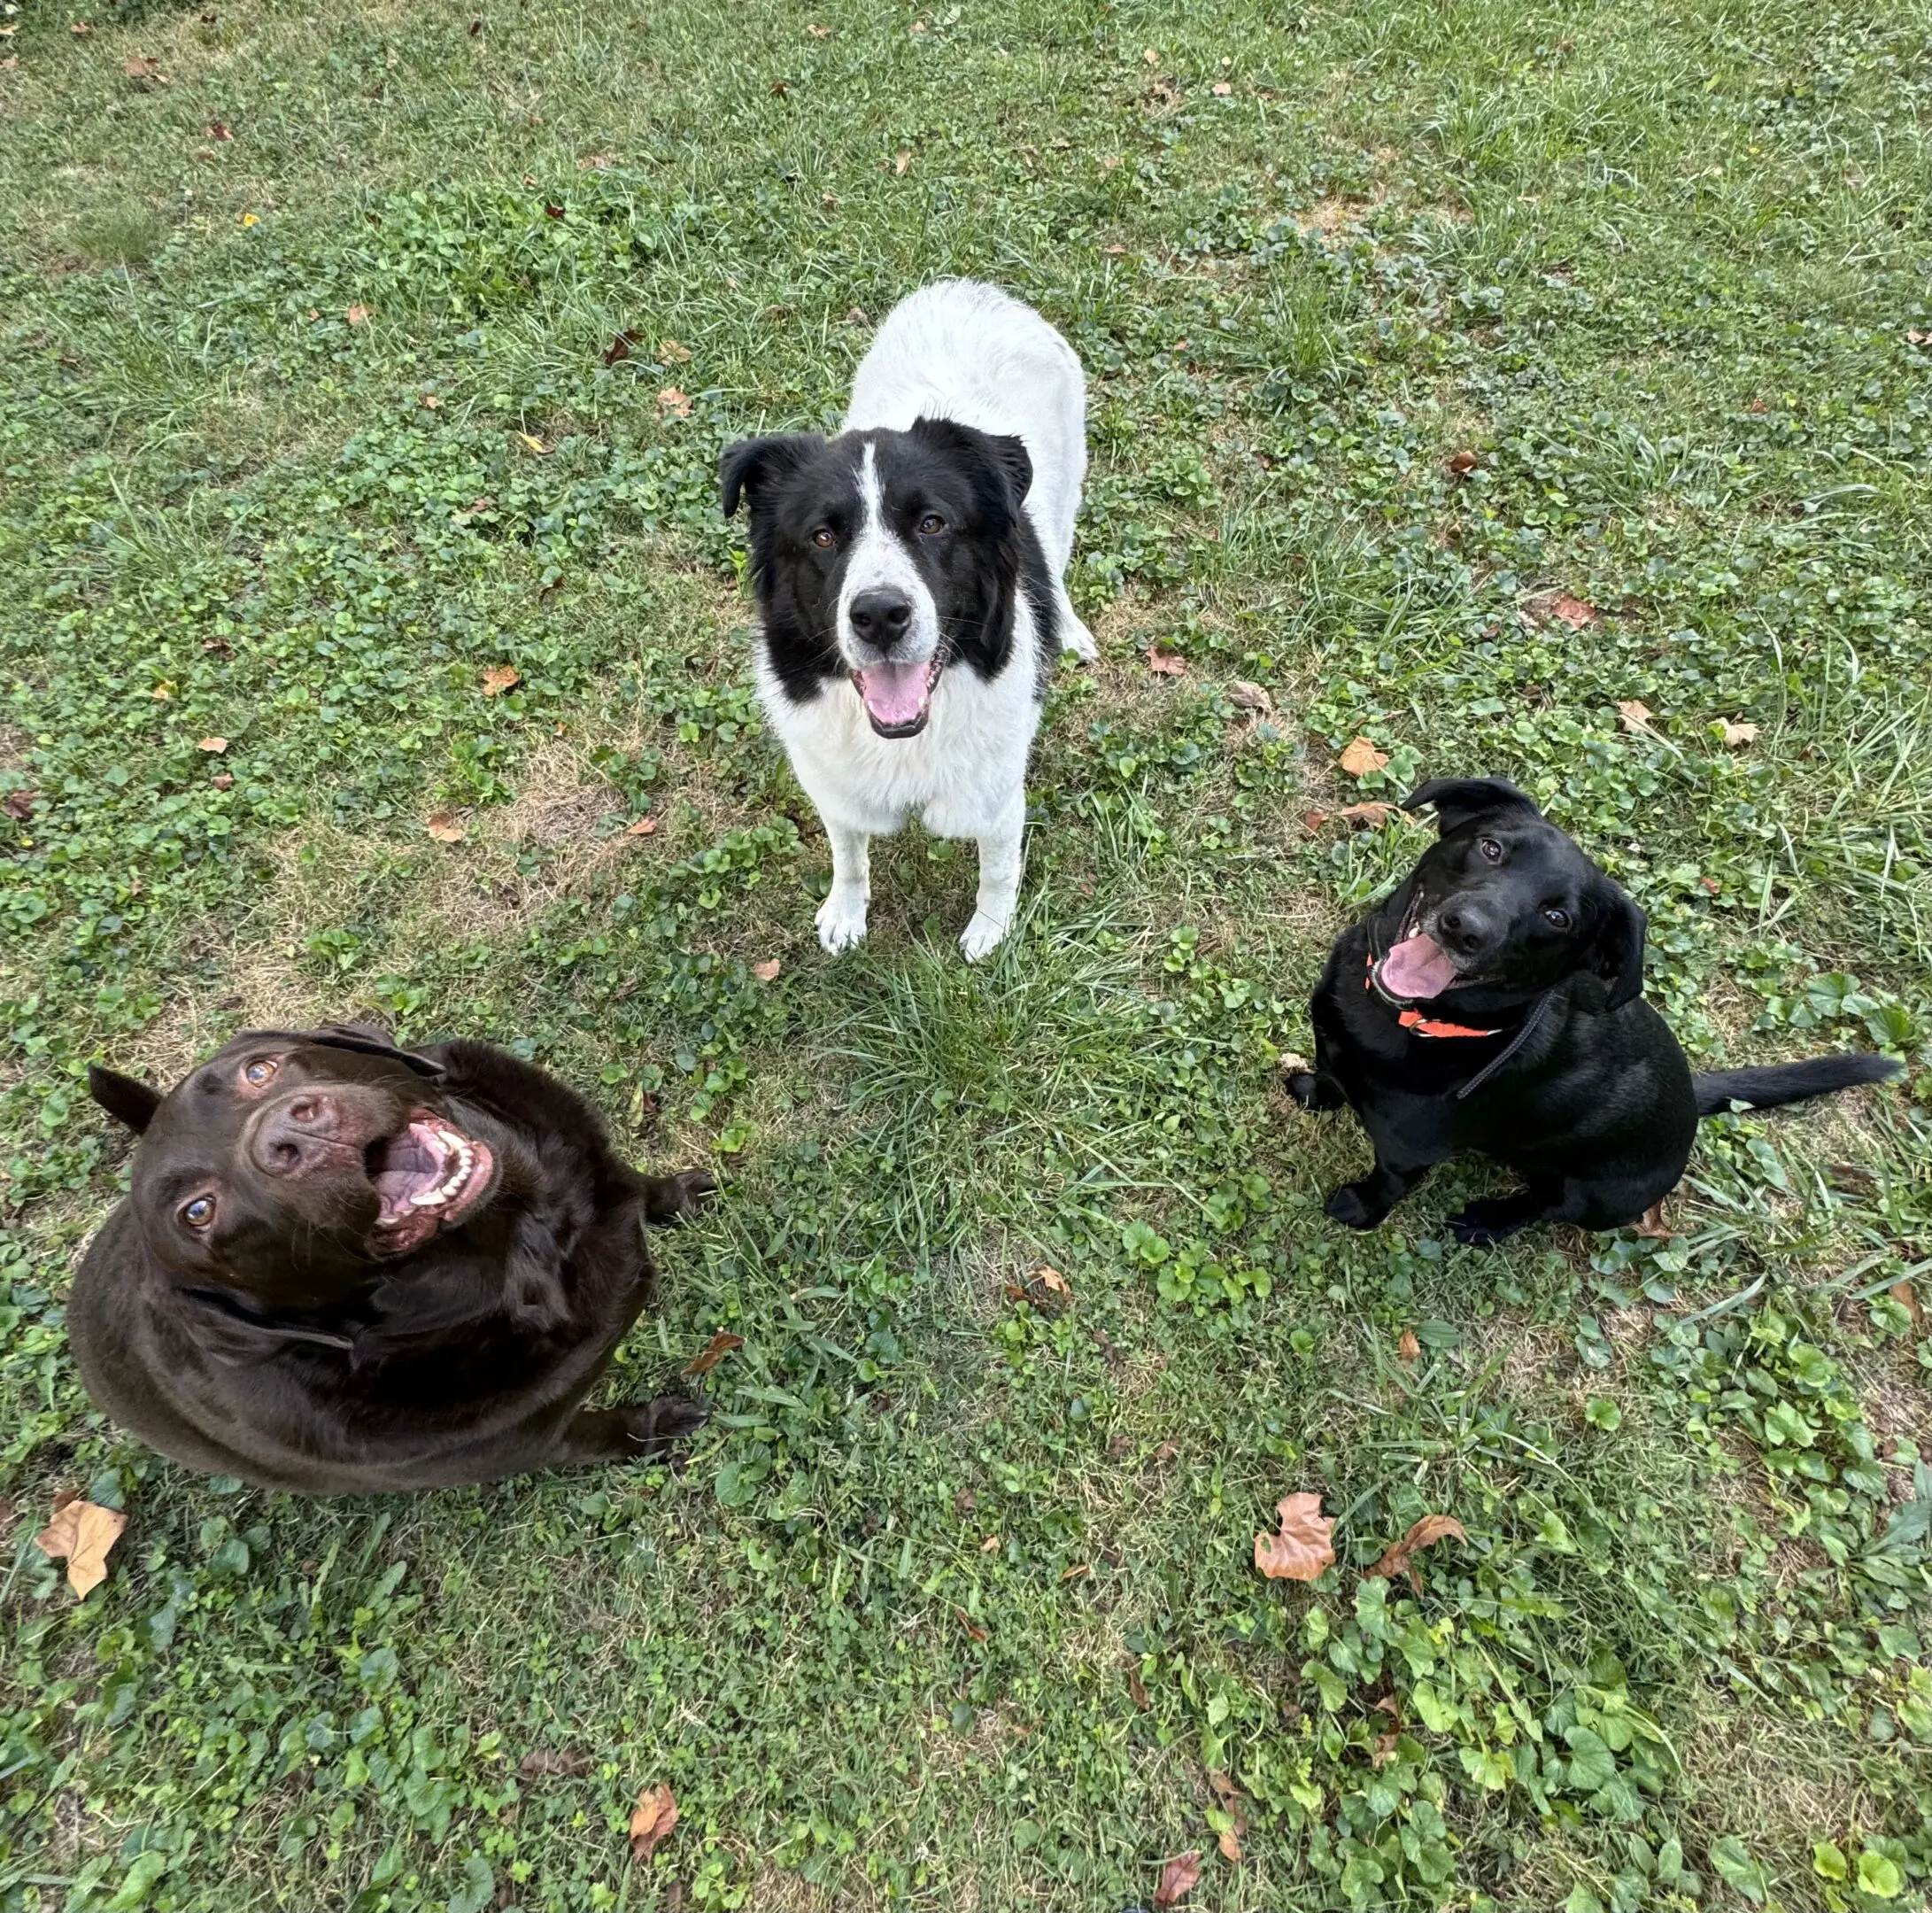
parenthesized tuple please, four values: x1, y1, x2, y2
(365, 1113, 495, 1254)
(851, 657, 941, 739)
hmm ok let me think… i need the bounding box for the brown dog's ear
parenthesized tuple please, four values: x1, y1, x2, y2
(1402, 778, 1543, 835)
(89, 1065, 163, 1134)
(719, 433, 825, 518)
(1585, 886, 1648, 1013)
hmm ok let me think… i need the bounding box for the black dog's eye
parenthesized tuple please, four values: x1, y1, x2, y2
(243, 1058, 278, 1087)
(811, 527, 837, 549)
(1543, 907, 1572, 930)
(1478, 838, 1503, 863)
(182, 1196, 215, 1230)
(916, 512, 946, 535)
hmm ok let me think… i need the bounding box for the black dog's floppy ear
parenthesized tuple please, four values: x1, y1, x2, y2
(909, 415, 1034, 505)
(242, 1026, 445, 1080)
(1584, 886, 1648, 1013)
(89, 1065, 163, 1134)
(1402, 778, 1542, 836)
(719, 433, 824, 518)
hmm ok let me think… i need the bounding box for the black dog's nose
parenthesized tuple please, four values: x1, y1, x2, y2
(848, 589, 913, 649)
(252, 1094, 344, 1177)
(1437, 903, 1493, 955)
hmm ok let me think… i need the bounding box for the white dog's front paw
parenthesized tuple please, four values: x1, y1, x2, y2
(816, 890, 869, 954)
(958, 911, 1009, 962)
(1059, 613, 1097, 662)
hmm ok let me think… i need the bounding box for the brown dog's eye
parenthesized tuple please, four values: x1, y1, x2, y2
(182, 1196, 215, 1229)
(811, 527, 836, 549)
(243, 1058, 278, 1087)
(916, 512, 946, 535)
(1478, 838, 1503, 863)
(1543, 907, 1571, 929)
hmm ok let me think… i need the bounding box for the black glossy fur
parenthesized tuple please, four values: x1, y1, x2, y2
(720, 418, 1059, 704)
(70, 1026, 715, 1492)
(1289, 778, 1903, 1244)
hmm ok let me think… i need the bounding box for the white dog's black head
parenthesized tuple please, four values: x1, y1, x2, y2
(721, 418, 1054, 738)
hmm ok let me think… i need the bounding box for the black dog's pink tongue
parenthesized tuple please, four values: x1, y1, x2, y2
(1379, 933, 1457, 1001)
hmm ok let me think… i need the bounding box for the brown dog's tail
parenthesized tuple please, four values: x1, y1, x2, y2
(1695, 1054, 1902, 1117)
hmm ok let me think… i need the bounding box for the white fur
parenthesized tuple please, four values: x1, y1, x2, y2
(835, 443, 943, 671)
(756, 280, 1094, 960)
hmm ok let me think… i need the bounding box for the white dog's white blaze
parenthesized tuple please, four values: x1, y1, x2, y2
(837, 442, 943, 731)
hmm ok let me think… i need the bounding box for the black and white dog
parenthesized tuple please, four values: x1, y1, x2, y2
(722, 280, 1094, 959)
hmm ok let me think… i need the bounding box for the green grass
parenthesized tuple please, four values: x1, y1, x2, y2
(3, 0, 1930, 1908)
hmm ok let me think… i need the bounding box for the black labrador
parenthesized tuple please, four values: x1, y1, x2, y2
(71, 1025, 715, 1492)
(1288, 778, 1902, 1243)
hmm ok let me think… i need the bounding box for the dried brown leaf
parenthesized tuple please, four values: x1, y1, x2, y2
(957, 1607, 988, 1643)
(1254, 1492, 1335, 1583)
(1447, 449, 1478, 476)
(1890, 1281, 1926, 1336)
(683, 1331, 744, 1376)
(624, 816, 658, 838)
(628, 1783, 678, 1863)
(1207, 1770, 1248, 1861)
(1828, 1161, 1878, 1197)
(197, 736, 228, 754)
(480, 663, 521, 697)
(72, 20, 95, 34)
(212, 772, 235, 790)
(1397, 1328, 1420, 1363)
(1146, 647, 1186, 677)
(656, 387, 692, 418)
(1059, 1561, 1091, 1583)
(1125, 1658, 1151, 1709)
(1227, 679, 1274, 715)
(1549, 592, 1596, 629)
(657, 337, 692, 365)
(577, 152, 614, 170)
(1154, 1851, 1202, 1909)
(1338, 735, 1388, 778)
(602, 329, 638, 365)
(1211, 80, 1232, 96)
(519, 1748, 594, 1778)
(806, 20, 831, 34)
(1364, 1514, 1467, 1592)
(1302, 809, 1329, 832)
(1617, 700, 1656, 735)
(1034, 1266, 1070, 1296)
(1718, 719, 1758, 747)
(345, 303, 370, 326)
(34, 1499, 127, 1599)
(893, 148, 912, 174)
(425, 811, 465, 844)
(1337, 801, 1395, 830)
(1634, 1200, 1673, 1240)
(4, 790, 36, 819)
(751, 958, 782, 982)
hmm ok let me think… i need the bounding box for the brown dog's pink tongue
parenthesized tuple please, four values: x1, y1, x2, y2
(1379, 933, 1457, 1001)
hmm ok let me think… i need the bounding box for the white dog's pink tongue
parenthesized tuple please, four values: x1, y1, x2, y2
(856, 662, 930, 729)
(1380, 933, 1457, 1001)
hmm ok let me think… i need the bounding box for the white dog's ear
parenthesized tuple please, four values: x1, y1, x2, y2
(720, 435, 824, 517)
(908, 416, 1033, 506)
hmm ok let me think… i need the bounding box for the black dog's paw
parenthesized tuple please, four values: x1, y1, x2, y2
(642, 1169, 719, 1226)
(1324, 1182, 1379, 1230)
(1286, 1072, 1320, 1108)
(622, 1393, 708, 1452)
(1448, 1200, 1526, 1248)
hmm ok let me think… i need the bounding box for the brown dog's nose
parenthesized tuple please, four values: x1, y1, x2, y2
(251, 1093, 346, 1178)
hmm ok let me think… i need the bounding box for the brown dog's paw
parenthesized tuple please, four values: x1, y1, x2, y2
(641, 1169, 719, 1226)
(622, 1393, 708, 1453)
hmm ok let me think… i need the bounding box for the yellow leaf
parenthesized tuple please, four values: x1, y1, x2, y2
(515, 430, 547, 454)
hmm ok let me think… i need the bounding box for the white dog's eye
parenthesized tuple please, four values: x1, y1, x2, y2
(916, 512, 946, 535)
(811, 526, 837, 549)
(1478, 838, 1503, 863)
(1543, 906, 1571, 929)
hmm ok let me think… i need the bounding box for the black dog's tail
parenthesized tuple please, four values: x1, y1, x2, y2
(1695, 1054, 1903, 1117)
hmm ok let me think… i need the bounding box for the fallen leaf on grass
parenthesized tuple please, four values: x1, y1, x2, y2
(514, 430, 547, 454)
(1397, 1328, 1420, 1363)
(1828, 1161, 1877, 1197)
(1891, 1281, 1926, 1336)
(1154, 1850, 1202, 1908)
(519, 1748, 593, 1778)
(957, 1607, 988, 1642)
(979, 1534, 1000, 1553)
(123, 54, 170, 81)
(4, 790, 35, 819)
(1616, 700, 1657, 736)
(72, 21, 95, 35)
(1549, 592, 1596, 629)
(197, 736, 228, 753)
(806, 20, 831, 34)
(657, 337, 692, 365)
(212, 772, 234, 790)
(1207, 1770, 1248, 1862)
(418, 392, 440, 408)
(480, 663, 521, 696)
(577, 152, 614, 170)
(426, 811, 465, 843)
(35, 1499, 126, 1599)
(1211, 79, 1232, 95)
(150, 681, 176, 700)
(1146, 648, 1187, 676)
(628, 1783, 678, 1863)
(1634, 1200, 1673, 1240)
(844, 306, 869, 326)
(544, 203, 566, 220)
(1338, 735, 1388, 778)
(751, 958, 782, 981)
(1446, 448, 1478, 476)
(1255, 1492, 1334, 1583)
(1718, 719, 1758, 747)
(345, 303, 370, 325)
(1034, 1266, 1070, 1297)
(1364, 1514, 1467, 1592)
(1302, 809, 1328, 832)
(1059, 1561, 1091, 1583)
(624, 816, 658, 837)
(602, 329, 639, 365)
(1125, 1658, 1151, 1709)
(656, 387, 692, 418)
(1227, 679, 1274, 715)
(1337, 801, 1395, 830)
(683, 1331, 744, 1376)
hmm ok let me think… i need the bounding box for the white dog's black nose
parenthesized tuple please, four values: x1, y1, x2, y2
(848, 588, 913, 649)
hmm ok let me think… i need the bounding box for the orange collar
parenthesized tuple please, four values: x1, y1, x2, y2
(1366, 952, 1501, 1039)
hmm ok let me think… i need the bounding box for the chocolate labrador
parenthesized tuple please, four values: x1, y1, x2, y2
(71, 1025, 715, 1492)
(1288, 778, 1902, 1243)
